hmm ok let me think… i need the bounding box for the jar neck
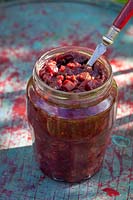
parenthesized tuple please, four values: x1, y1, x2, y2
(32, 46, 113, 106)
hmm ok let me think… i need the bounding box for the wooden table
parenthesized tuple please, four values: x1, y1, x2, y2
(0, 1, 133, 199)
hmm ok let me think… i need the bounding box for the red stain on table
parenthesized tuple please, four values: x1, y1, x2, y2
(41, 9, 47, 15)
(58, 34, 94, 48)
(126, 26, 133, 36)
(102, 187, 120, 197)
(1, 189, 13, 197)
(0, 15, 6, 21)
(0, 55, 10, 65)
(12, 97, 26, 117)
(1, 126, 23, 135)
(7, 72, 20, 82)
(13, 22, 20, 28)
(110, 58, 123, 69)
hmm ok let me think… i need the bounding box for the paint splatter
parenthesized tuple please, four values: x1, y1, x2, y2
(102, 188, 120, 197)
(39, 175, 45, 182)
(12, 97, 26, 117)
(59, 34, 96, 49)
(1, 189, 13, 197)
(0, 55, 10, 65)
(126, 26, 133, 36)
(7, 72, 20, 82)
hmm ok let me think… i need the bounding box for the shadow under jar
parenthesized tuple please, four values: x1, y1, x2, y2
(26, 46, 118, 183)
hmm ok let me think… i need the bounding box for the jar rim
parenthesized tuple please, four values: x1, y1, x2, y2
(33, 46, 112, 100)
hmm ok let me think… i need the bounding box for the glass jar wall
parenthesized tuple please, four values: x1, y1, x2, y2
(26, 46, 118, 183)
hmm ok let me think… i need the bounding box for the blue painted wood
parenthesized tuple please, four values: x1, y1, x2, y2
(0, 1, 133, 199)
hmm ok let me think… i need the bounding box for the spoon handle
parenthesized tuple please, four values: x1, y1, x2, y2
(102, 0, 133, 46)
(88, 0, 133, 66)
(113, 0, 133, 30)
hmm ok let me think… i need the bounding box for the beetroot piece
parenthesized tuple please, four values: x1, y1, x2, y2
(63, 80, 77, 91)
(39, 52, 108, 92)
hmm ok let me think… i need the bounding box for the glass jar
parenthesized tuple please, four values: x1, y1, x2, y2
(26, 46, 118, 183)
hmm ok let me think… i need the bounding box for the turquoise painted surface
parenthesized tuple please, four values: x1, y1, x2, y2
(0, 1, 133, 200)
